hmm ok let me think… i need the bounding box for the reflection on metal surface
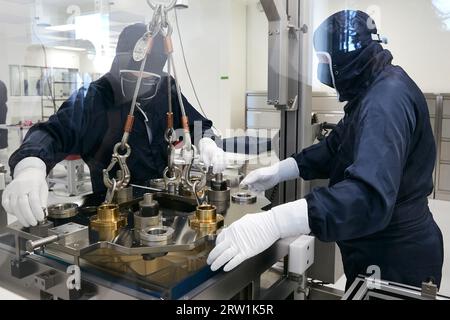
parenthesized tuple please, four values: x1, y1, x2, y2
(140, 226, 175, 245)
(208, 173, 231, 214)
(83, 244, 210, 290)
(232, 192, 257, 204)
(3, 184, 271, 299)
(189, 204, 224, 234)
(115, 187, 133, 204)
(47, 203, 79, 219)
(90, 204, 127, 241)
(135, 193, 162, 239)
(139, 193, 160, 217)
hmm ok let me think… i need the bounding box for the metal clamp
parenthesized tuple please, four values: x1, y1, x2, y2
(160, 10, 173, 37)
(163, 165, 182, 187)
(103, 143, 131, 193)
(165, 128, 175, 144)
(104, 179, 117, 204)
(146, 0, 177, 11)
(183, 146, 207, 191)
(193, 180, 207, 206)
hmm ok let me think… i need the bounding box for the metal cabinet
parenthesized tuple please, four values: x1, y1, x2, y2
(435, 95, 450, 200)
(245, 91, 447, 200)
(310, 92, 345, 126)
(245, 91, 345, 130)
(246, 92, 281, 131)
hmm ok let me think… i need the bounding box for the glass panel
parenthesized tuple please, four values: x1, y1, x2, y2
(0, 0, 449, 300)
(8, 65, 21, 96)
(21, 66, 43, 96)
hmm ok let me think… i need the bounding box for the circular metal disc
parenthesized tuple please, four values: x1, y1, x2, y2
(231, 192, 257, 204)
(47, 203, 79, 219)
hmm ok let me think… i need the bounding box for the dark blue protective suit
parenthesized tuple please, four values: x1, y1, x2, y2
(9, 75, 212, 194)
(294, 11, 444, 288)
(9, 24, 213, 194)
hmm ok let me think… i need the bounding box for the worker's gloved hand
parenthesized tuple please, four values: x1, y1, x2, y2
(240, 158, 300, 192)
(207, 199, 310, 272)
(1, 157, 48, 227)
(198, 137, 227, 174)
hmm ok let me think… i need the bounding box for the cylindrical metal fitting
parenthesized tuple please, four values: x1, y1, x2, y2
(97, 204, 120, 220)
(134, 213, 161, 239)
(90, 204, 127, 242)
(208, 188, 231, 203)
(167, 182, 177, 194)
(140, 226, 175, 246)
(167, 112, 174, 129)
(47, 203, 79, 220)
(196, 204, 217, 222)
(139, 193, 160, 217)
(115, 187, 133, 204)
(26, 235, 60, 252)
(208, 174, 231, 214)
(210, 173, 228, 191)
(231, 192, 257, 205)
(189, 204, 224, 233)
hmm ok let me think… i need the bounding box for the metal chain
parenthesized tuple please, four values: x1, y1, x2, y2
(103, 5, 166, 201)
(103, 143, 132, 203)
(103, 2, 203, 201)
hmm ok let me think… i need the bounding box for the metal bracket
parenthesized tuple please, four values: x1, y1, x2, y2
(10, 258, 37, 279)
(261, 0, 301, 111)
(421, 281, 438, 299)
(34, 270, 58, 291)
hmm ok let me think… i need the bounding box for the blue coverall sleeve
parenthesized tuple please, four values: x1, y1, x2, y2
(305, 96, 415, 242)
(9, 85, 104, 175)
(293, 120, 344, 180)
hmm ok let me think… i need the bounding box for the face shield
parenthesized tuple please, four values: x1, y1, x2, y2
(314, 10, 386, 100)
(120, 70, 161, 101)
(316, 51, 336, 89)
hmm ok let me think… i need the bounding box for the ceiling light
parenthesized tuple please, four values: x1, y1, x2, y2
(46, 24, 76, 32)
(54, 46, 86, 52)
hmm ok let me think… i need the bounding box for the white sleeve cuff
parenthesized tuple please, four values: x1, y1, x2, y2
(14, 157, 47, 178)
(271, 198, 311, 238)
(277, 157, 300, 183)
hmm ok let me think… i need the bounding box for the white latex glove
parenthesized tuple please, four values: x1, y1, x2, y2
(2, 157, 48, 227)
(240, 157, 300, 193)
(198, 137, 227, 174)
(207, 199, 310, 272)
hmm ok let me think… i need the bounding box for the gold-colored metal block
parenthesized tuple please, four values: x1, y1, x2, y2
(90, 204, 127, 241)
(189, 204, 224, 232)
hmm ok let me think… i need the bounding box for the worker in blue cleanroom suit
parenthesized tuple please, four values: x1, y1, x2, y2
(2, 23, 226, 228)
(208, 10, 444, 289)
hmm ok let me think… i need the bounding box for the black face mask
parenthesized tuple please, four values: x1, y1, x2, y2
(120, 70, 161, 102)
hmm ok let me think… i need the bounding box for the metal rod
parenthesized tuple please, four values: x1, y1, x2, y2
(130, 184, 164, 192)
(26, 235, 60, 252)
